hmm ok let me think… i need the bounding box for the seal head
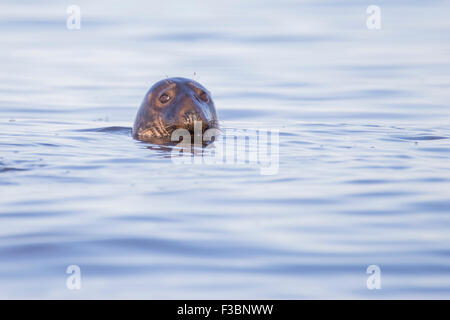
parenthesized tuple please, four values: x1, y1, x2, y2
(132, 77, 218, 143)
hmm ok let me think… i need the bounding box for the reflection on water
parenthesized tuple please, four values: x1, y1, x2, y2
(1, 0, 450, 298)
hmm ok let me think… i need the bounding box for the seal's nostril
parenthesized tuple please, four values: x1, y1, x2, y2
(184, 112, 198, 121)
(182, 112, 211, 133)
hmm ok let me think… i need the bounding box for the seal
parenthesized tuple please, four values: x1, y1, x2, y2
(132, 77, 218, 143)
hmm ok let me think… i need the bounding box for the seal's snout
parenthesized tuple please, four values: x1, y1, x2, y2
(182, 111, 210, 133)
(177, 94, 213, 132)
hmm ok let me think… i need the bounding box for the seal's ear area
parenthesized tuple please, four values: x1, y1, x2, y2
(146, 90, 157, 104)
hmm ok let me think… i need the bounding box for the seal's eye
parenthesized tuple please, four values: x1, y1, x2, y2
(159, 93, 171, 104)
(199, 91, 209, 102)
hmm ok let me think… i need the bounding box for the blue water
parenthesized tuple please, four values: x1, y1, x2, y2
(1, 0, 450, 298)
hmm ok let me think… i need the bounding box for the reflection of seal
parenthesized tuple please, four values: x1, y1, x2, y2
(132, 77, 218, 143)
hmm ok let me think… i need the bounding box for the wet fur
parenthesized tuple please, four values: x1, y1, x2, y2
(133, 77, 218, 143)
